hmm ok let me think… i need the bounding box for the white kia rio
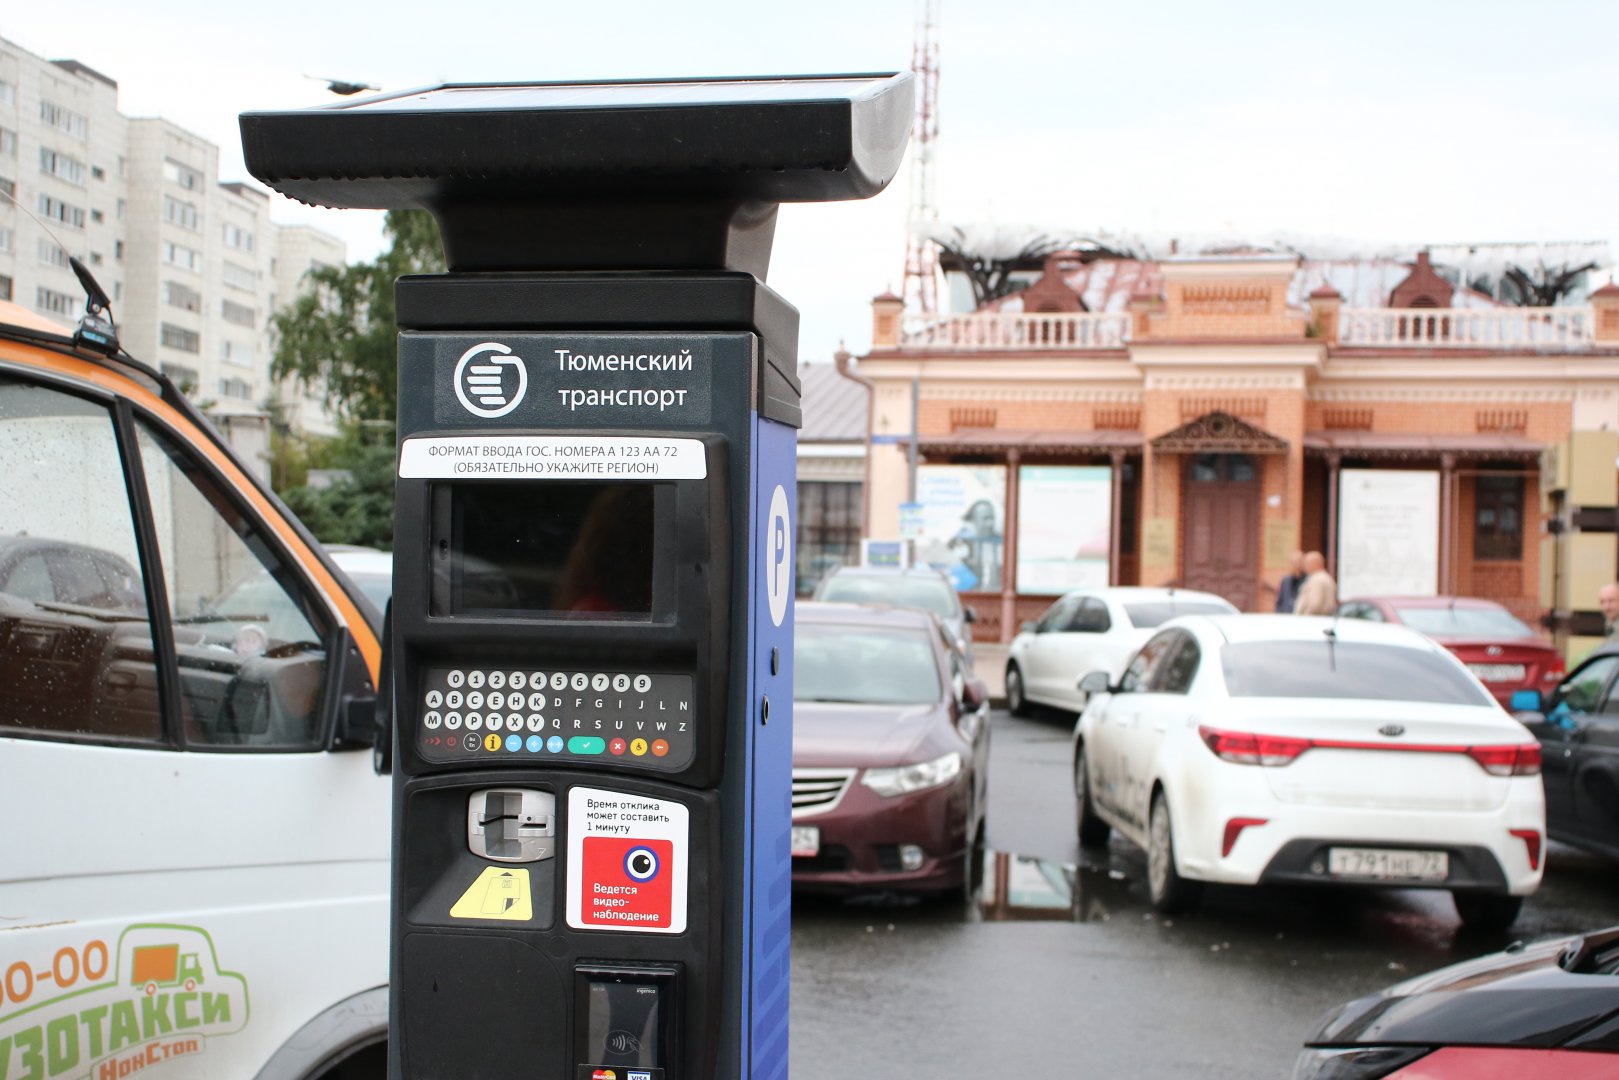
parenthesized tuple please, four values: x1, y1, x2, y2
(1071, 614, 1545, 930)
(1007, 587, 1237, 717)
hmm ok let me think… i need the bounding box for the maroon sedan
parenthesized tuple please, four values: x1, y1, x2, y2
(1336, 596, 1564, 706)
(791, 601, 990, 896)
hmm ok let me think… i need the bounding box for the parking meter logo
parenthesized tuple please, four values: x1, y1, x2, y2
(766, 484, 790, 627)
(624, 846, 661, 882)
(453, 342, 528, 419)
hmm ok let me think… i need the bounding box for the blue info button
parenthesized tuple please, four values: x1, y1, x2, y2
(567, 736, 606, 755)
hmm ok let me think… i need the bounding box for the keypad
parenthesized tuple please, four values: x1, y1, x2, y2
(416, 666, 695, 770)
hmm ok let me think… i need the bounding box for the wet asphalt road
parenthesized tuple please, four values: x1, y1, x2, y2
(788, 708, 1619, 1079)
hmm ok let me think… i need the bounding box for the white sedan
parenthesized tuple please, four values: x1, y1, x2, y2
(1071, 615, 1545, 930)
(1006, 587, 1236, 716)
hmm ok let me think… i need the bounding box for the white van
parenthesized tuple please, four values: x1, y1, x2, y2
(0, 301, 391, 1079)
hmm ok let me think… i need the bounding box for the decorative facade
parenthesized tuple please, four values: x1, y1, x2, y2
(856, 248, 1619, 644)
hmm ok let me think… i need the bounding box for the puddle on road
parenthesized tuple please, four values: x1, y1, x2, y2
(969, 849, 1134, 923)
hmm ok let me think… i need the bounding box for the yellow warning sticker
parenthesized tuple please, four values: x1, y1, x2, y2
(449, 866, 533, 921)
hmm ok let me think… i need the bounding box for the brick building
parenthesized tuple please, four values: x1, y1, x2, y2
(855, 245, 1619, 641)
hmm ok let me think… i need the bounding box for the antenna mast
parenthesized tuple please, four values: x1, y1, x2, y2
(902, 0, 941, 317)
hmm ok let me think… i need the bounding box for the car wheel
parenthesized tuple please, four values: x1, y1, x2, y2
(1006, 663, 1031, 717)
(1452, 891, 1523, 932)
(1074, 747, 1111, 849)
(1147, 790, 1201, 914)
(961, 816, 987, 906)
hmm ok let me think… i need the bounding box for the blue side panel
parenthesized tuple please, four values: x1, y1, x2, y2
(744, 412, 796, 1080)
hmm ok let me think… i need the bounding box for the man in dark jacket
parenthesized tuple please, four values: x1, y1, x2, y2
(1275, 550, 1306, 614)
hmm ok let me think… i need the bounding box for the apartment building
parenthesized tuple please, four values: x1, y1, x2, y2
(0, 35, 346, 469)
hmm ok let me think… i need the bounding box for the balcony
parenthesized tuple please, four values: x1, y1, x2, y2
(899, 311, 1131, 350)
(1337, 307, 1597, 348)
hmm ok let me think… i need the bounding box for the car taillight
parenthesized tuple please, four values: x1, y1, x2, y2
(1509, 828, 1542, 871)
(1199, 727, 1308, 766)
(1222, 817, 1268, 857)
(1199, 726, 1541, 776)
(1543, 666, 1565, 682)
(1466, 743, 1540, 777)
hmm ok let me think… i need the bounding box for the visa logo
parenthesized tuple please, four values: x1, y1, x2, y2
(628, 1072, 653, 1080)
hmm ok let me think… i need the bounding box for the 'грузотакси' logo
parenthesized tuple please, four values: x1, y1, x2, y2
(454, 342, 528, 419)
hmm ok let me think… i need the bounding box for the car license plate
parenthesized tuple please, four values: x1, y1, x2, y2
(791, 825, 820, 858)
(1467, 663, 1526, 683)
(1328, 847, 1448, 882)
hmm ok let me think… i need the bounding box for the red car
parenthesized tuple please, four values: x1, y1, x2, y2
(791, 602, 990, 896)
(1336, 596, 1563, 707)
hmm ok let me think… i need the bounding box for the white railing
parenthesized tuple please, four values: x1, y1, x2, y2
(1338, 306, 1596, 348)
(900, 312, 1131, 350)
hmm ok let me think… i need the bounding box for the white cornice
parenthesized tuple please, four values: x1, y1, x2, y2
(1129, 343, 1326, 370)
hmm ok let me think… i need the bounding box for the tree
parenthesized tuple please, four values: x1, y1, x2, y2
(271, 210, 444, 424)
(275, 424, 398, 550)
(1500, 260, 1600, 307)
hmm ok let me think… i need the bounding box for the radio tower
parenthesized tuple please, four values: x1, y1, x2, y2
(901, 0, 941, 317)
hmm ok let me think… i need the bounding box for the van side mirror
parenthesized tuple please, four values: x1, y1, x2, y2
(1078, 670, 1113, 696)
(372, 601, 394, 775)
(961, 677, 988, 711)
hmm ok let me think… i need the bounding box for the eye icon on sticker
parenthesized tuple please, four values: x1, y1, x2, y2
(624, 846, 660, 883)
(453, 341, 528, 419)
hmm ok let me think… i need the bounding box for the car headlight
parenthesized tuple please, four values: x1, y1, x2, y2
(1291, 1047, 1430, 1080)
(861, 751, 963, 797)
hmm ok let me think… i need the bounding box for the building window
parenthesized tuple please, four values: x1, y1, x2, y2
(0, 275, 11, 302)
(796, 481, 864, 595)
(1475, 475, 1524, 561)
(221, 261, 258, 291)
(0, 177, 14, 200)
(218, 376, 254, 400)
(37, 287, 77, 316)
(0, 226, 12, 254)
(163, 195, 201, 231)
(90, 208, 103, 223)
(38, 194, 86, 229)
(222, 223, 255, 252)
(116, 197, 125, 220)
(114, 240, 124, 261)
(220, 340, 254, 367)
(0, 81, 15, 107)
(162, 158, 203, 191)
(160, 363, 198, 391)
(160, 323, 201, 354)
(220, 299, 255, 327)
(162, 241, 202, 272)
(39, 147, 86, 185)
(37, 238, 68, 268)
(39, 101, 88, 140)
(91, 165, 105, 181)
(0, 127, 16, 158)
(162, 280, 202, 313)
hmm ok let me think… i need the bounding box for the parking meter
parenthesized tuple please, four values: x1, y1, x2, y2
(241, 75, 912, 1080)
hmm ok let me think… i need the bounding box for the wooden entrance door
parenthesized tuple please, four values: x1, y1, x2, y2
(1182, 453, 1260, 611)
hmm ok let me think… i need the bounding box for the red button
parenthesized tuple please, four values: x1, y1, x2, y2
(651, 739, 670, 758)
(609, 738, 627, 755)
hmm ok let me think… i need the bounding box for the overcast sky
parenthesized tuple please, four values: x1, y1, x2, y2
(7, 0, 1617, 365)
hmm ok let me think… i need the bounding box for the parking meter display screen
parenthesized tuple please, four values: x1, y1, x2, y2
(448, 482, 654, 616)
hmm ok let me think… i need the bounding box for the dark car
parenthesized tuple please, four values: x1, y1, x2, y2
(1296, 926, 1619, 1079)
(812, 564, 977, 663)
(1511, 641, 1619, 861)
(791, 601, 990, 896)
(0, 534, 146, 614)
(1337, 596, 1564, 707)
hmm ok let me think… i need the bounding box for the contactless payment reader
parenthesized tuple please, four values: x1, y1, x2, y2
(242, 74, 912, 1080)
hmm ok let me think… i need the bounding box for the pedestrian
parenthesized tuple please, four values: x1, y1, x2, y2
(1292, 551, 1337, 616)
(1274, 550, 1306, 614)
(1600, 582, 1619, 637)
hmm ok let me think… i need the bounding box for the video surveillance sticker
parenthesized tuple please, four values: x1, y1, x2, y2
(567, 787, 688, 934)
